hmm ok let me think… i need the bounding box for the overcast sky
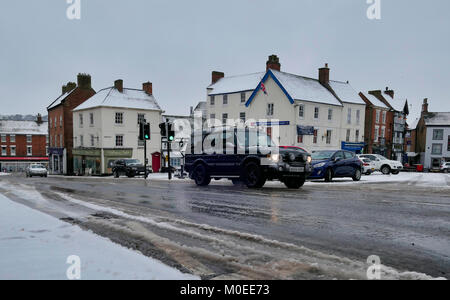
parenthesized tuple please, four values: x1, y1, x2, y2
(1, 0, 449, 121)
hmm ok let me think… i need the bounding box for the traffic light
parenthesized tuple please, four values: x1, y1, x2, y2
(168, 123, 175, 141)
(144, 123, 151, 140)
(139, 122, 145, 141)
(159, 123, 167, 137)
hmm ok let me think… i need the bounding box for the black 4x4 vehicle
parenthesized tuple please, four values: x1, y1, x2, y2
(112, 159, 151, 178)
(185, 128, 312, 189)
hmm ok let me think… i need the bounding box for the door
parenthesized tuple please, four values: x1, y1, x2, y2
(332, 151, 346, 176)
(152, 152, 161, 173)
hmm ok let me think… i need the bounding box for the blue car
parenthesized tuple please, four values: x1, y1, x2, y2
(308, 150, 363, 182)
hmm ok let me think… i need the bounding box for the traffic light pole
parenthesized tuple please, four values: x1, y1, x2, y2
(166, 120, 172, 180)
(144, 137, 147, 180)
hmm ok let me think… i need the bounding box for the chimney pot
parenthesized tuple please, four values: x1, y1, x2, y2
(143, 82, 153, 95)
(77, 73, 92, 89)
(319, 63, 330, 84)
(211, 71, 225, 84)
(422, 98, 429, 114)
(36, 114, 43, 125)
(114, 79, 124, 93)
(266, 55, 281, 72)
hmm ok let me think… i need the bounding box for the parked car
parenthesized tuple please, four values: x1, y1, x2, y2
(358, 157, 376, 175)
(112, 159, 152, 178)
(308, 150, 363, 182)
(26, 164, 48, 178)
(358, 154, 403, 175)
(440, 162, 450, 173)
(185, 127, 312, 189)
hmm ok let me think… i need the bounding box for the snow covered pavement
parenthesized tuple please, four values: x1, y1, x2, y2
(0, 194, 198, 280)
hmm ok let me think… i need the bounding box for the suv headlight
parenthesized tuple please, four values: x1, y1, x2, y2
(268, 154, 280, 162)
(307, 156, 312, 164)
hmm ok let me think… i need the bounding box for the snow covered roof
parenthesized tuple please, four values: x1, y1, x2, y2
(0, 120, 48, 135)
(208, 72, 265, 95)
(361, 92, 389, 109)
(47, 89, 75, 110)
(73, 87, 162, 112)
(271, 70, 342, 106)
(328, 81, 366, 105)
(424, 112, 450, 126)
(407, 118, 420, 130)
(383, 94, 407, 112)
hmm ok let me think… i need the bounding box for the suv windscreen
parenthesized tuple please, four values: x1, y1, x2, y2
(236, 130, 275, 148)
(124, 159, 140, 166)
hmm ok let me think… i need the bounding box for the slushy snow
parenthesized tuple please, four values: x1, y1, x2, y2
(0, 194, 198, 280)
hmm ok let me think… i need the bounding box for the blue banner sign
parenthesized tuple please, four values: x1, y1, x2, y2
(297, 125, 315, 136)
(252, 121, 290, 126)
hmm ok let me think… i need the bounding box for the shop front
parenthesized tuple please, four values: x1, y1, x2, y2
(48, 148, 65, 175)
(73, 148, 133, 175)
(73, 148, 102, 176)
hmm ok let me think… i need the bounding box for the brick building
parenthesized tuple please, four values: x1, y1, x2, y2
(0, 115, 48, 172)
(360, 88, 409, 161)
(47, 74, 95, 175)
(359, 92, 392, 157)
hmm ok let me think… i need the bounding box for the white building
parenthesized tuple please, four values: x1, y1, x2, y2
(423, 112, 450, 169)
(72, 80, 163, 175)
(206, 56, 366, 153)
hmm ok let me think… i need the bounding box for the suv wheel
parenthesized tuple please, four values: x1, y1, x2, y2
(324, 169, 333, 182)
(114, 171, 119, 178)
(353, 169, 362, 181)
(284, 177, 306, 189)
(381, 165, 391, 175)
(193, 164, 211, 186)
(244, 162, 266, 188)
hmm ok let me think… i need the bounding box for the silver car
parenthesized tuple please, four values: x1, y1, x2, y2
(26, 164, 48, 178)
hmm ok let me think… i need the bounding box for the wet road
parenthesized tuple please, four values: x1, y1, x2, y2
(0, 174, 449, 279)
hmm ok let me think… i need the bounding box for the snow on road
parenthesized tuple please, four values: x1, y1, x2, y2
(145, 172, 450, 189)
(0, 194, 198, 280)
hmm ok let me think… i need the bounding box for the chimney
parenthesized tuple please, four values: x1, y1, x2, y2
(62, 82, 76, 94)
(36, 114, 43, 125)
(143, 82, 152, 95)
(266, 55, 281, 72)
(211, 71, 225, 84)
(114, 79, 123, 93)
(77, 73, 92, 89)
(422, 98, 429, 114)
(384, 87, 394, 99)
(319, 63, 330, 85)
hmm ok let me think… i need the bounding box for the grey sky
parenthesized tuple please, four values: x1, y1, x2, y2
(1, 0, 449, 121)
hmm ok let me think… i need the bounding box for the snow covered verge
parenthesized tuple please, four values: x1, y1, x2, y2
(144, 172, 450, 189)
(0, 172, 10, 176)
(0, 194, 198, 280)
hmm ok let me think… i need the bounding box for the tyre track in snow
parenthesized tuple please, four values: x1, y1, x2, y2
(0, 175, 448, 279)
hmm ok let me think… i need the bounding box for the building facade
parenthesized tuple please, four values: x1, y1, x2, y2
(0, 115, 49, 172)
(47, 74, 96, 175)
(72, 80, 163, 175)
(206, 55, 366, 153)
(360, 92, 392, 157)
(415, 99, 450, 169)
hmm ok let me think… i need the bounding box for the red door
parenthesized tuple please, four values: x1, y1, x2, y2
(152, 152, 161, 173)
